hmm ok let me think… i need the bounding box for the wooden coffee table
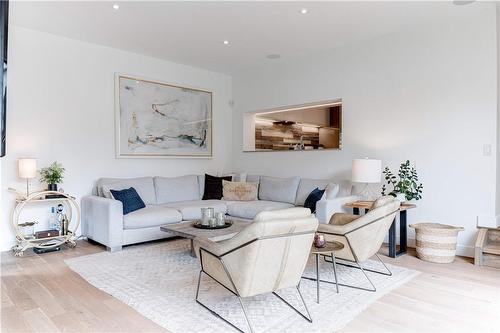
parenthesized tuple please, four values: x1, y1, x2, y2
(160, 220, 248, 257)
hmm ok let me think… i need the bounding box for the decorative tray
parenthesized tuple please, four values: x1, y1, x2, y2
(192, 220, 233, 229)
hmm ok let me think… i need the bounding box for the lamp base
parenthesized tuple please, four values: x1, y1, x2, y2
(357, 183, 381, 201)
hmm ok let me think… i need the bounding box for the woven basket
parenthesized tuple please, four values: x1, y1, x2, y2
(410, 223, 464, 263)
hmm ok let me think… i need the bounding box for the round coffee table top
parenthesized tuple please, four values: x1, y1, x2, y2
(311, 241, 344, 255)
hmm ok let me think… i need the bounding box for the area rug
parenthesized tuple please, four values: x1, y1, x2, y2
(65, 239, 418, 333)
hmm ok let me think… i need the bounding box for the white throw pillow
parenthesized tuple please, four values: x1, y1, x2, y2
(322, 183, 340, 200)
(224, 172, 248, 182)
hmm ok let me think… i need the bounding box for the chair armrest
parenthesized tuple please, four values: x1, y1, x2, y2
(81, 195, 123, 250)
(330, 213, 359, 225)
(193, 234, 247, 258)
(315, 195, 361, 224)
(319, 208, 398, 236)
(318, 223, 350, 235)
(193, 236, 226, 257)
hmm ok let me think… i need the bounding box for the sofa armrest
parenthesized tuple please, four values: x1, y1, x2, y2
(81, 195, 123, 250)
(315, 195, 361, 224)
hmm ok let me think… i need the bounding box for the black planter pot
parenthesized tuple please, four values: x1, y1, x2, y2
(48, 184, 58, 191)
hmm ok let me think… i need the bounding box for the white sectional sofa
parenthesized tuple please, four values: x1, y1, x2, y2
(81, 174, 358, 251)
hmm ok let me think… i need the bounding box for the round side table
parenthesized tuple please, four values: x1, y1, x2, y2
(303, 241, 344, 303)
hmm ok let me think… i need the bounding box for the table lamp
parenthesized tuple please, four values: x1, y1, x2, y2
(351, 158, 382, 200)
(18, 158, 37, 197)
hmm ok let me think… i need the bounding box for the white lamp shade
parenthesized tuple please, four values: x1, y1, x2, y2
(351, 158, 382, 183)
(18, 158, 37, 179)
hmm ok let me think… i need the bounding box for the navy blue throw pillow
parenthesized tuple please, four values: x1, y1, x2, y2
(110, 187, 146, 215)
(304, 187, 325, 214)
(203, 174, 232, 200)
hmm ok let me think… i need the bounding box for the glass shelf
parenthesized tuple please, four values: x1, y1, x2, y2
(16, 196, 75, 203)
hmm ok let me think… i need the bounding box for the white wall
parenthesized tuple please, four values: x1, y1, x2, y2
(232, 4, 498, 256)
(0, 26, 233, 251)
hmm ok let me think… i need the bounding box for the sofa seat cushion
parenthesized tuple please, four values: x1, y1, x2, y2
(164, 200, 227, 220)
(123, 205, 182, 230)
(226, 200, 294, 220)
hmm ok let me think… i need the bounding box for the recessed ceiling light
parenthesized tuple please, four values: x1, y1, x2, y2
(112, 3, 120, 10)
(266, 54, 281, 60)
(300, 8, 308, 14)
(223, 40, 229, 45)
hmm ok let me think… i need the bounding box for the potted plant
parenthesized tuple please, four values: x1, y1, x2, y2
(381, 160, 423, 202)
(40, 161, 65, 191)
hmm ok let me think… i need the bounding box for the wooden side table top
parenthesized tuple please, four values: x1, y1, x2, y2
(344, 200, 416, 211)
(310, 241, 344, 255)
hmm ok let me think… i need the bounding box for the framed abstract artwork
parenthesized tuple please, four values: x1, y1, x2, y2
(115, 74, 212, 158)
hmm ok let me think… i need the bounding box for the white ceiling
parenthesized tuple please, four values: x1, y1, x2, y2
(10, 1, 477, 74)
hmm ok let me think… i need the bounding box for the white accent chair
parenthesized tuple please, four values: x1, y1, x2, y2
(317, 196, 400, 292)
(193, 208, 319, 333)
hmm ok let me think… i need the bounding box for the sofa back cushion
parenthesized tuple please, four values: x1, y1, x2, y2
(258, 176, 300, 204)
(100, 177, 156, 205)
(246, 174, 261, 184)
(154, 175, 200, 204)
(338, 180, 354, 197)
(197, 175, 205, 199)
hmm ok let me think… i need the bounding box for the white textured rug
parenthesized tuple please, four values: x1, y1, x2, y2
(66, 240, 418, 333)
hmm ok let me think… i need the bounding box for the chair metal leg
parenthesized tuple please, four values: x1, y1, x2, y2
(374, 253, 393, 276)
(272, 286, 312, 323)
(323, 253, 393, 276)
(195, 270, 245, 332)
(331, 253, 339, 293)
(197, 270, 312, 332)
(195, 269, 202, 300)
(315, 253, 320, 303)
(356, 260, 376, 292)
(237, 297, 254, 333)
(296, 286, 313, 323)
(310, 252, 394, 293)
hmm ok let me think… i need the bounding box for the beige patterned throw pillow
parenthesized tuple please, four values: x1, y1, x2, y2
(222, 180, 258, 201)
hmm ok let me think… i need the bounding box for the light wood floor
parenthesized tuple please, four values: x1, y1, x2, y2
(2, 240, 499, 333)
